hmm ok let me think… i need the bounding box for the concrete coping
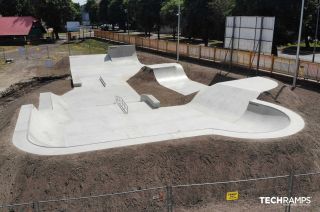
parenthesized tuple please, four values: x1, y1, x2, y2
(140, 94, 160, 109)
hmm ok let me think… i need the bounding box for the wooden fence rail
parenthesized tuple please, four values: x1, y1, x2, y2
(94, 30, 320, 82)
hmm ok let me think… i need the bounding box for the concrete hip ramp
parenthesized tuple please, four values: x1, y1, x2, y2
(147, 63, 205, 95)
(12, 45, 305, 155)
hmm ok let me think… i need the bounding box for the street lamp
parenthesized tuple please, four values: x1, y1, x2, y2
(177, 1, 181, 62)
(292, 0, 305, 88)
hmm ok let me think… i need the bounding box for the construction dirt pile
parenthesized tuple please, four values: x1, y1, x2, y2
(0, 51, 319, 211)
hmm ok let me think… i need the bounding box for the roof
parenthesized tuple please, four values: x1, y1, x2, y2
(0, 16, 39, 36)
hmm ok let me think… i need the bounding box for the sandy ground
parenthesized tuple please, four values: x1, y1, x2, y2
(0, 50, 320, 211)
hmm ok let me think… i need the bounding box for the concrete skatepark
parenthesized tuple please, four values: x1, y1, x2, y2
(12, 45, 305, 155)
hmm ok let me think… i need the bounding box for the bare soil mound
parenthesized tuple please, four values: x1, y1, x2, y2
(259, 80, 303, 110)
(0, 51, 319, 211)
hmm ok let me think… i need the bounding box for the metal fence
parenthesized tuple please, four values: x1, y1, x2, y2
(0, 39, 109, 67)
(1, 171, 320, 211)
(94, 30, 320, 83)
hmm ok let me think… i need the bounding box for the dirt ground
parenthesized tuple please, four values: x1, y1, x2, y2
(0, 50, 320, 211)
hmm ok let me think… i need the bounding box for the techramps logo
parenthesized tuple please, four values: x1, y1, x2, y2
(259, 196, 312, 206)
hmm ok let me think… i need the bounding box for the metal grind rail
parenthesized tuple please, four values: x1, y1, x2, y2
(115, 95, 128, 114)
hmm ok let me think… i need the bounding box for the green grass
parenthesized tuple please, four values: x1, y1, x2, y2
(208, 40, 223, 47)
(60, 39, 110, 55)
(0, 46, 19, 51)
(279, 42, 320, 49)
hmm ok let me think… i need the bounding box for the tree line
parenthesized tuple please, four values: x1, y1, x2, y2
(87, 0, 319, 47)
(0, 0, 81, 39)
(0, 0, 319, 47)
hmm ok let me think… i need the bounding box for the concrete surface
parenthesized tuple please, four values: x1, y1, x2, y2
(147, 63, 206, 95)
(12, 45, 305, 155)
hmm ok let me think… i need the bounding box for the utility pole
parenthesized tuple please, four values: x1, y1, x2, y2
(293, 0, 305, 88)
(312, 1, 320, 63)
(177, 1, 181, 62)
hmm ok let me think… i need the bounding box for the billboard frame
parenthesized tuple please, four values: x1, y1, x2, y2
(224, 16, 275, 73)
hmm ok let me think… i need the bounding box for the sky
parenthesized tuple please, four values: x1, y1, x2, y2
(72, 0, 86, 6)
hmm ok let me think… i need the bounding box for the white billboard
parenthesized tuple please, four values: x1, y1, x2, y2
(224, 16, 275, 54)
(66, 21, 80, 32)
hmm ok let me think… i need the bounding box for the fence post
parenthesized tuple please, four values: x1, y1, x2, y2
(33, 201, 40, 212)
(285, 172, 294, 212)
(46, 46, 50, 59)
(68, 43, 71, 56)
(157, 39, 160, 51)
(249, 51, 253, 69)
(166, 41, 168, 53)
(1, 48, 5, 61)
(271, 55, 275, 73)
(317, 64, 320, 82)
(25, 45, 28, 60)
(187, 44, 190, 57)
(176, 41, 178, 55)
(199, 45, 202, 59)
(166, 186, 173, 212)
(213, 47, 217, 62)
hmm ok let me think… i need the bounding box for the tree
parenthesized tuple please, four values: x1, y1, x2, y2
(85, 0, 99, 24)
(99, 0, 110, 23)
(73, 3, 82, 22)
(108, 0, 126, 31)
(136, 0, 163, 37)
(36, 0, 79, 39)
(0, 0, 36, 16)
(123, 0, 139, 32)
(232, 0, 318, 47)
(161, 0, 182, 40)
(183, 0, 233, 46)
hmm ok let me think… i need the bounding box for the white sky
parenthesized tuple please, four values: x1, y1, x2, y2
(72, 0, 86, 5)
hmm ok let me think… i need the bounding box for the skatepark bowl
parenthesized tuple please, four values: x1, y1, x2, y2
(12, 45, 305, 155)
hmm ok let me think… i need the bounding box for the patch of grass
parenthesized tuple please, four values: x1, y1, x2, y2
(208, 40, 223, 48)
(0, 46, 18, 51)
(60, 39, 110, 55)
(279, 42, 320, 49)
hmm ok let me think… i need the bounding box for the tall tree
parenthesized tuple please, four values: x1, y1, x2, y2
(183, 0, 233, 46)
(232, 0, 318, 47)
(36, 0, 79, 39)
(161, 0, 182, 40)
(124, 0, 139, 31)
(99, 0, 109, 23)
(85, 0, 99, 24)
(108, 0, 126, 31)
(0, 0, 36, 16)
(136, 0, 163, 36)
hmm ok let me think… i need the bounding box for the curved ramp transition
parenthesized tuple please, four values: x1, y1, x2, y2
(12, 45, 305, 155)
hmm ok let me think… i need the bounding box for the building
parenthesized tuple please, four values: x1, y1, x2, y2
(0, 16, 46, 43)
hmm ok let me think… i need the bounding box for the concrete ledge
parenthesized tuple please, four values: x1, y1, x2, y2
(72, 75, 82, 87)
(141, 94, 160, 109)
